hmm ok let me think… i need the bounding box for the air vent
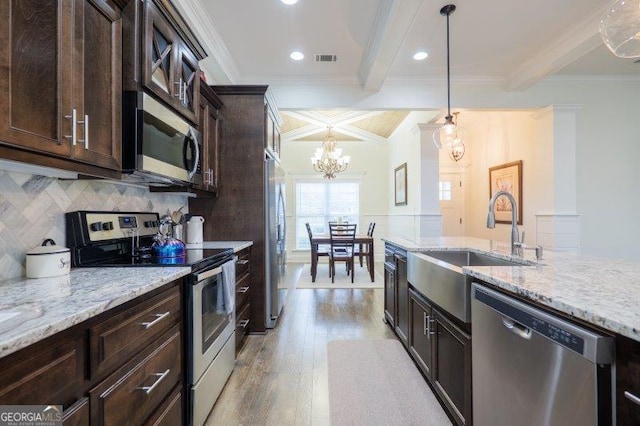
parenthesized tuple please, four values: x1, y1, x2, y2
(315, 54, 337, 63)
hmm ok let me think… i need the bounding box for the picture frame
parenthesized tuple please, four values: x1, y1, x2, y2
(394, 163, 407, 206)
(489, 160, 522, 224)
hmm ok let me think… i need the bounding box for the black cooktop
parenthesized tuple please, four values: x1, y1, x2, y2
(81, 247, 234, 271)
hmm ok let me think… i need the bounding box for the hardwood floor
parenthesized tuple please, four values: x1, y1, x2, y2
(205, 263, 396, 425)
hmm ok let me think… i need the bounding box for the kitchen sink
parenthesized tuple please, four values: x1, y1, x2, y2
(421, 250, 531, 267)
(407, 250, 531, 323)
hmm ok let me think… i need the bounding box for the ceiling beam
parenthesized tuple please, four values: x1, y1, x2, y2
(281, 124, 322, 141)
(506, 4, 609, 91)
(358, 0, 424, 92)
(334, 124, 389, 144)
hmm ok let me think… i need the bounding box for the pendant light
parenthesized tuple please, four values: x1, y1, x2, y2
(433, 4, 465, 162)
(599, 0, 640, 58)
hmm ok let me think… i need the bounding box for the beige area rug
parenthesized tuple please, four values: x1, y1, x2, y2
(295, 263, 383, 289)
(327, 339, 452, 426)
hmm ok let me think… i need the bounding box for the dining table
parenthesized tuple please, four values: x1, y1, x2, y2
(310, 234, 375, 282)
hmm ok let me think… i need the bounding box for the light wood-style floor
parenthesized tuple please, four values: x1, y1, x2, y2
(205, 263, 396, 425)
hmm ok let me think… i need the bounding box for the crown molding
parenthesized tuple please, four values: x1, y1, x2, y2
(172, 0, 240, 84)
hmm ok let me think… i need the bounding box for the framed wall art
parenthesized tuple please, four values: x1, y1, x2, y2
(489, 160, 522, 224)
(394, 163, 407, 206)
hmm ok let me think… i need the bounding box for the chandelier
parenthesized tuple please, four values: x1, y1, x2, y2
(432, 4, 466, 162)
(311, 127, 351, 179)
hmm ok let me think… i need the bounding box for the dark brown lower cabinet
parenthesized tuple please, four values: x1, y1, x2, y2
(395, 250, 409, 347)
(617, 335, 640, 424)
(409, 288, 434, 380)
(408, 288, 472, 426)
(63, 397, 89, 425)
(383, 258, 396, 327)
(0, 280, 183, 425)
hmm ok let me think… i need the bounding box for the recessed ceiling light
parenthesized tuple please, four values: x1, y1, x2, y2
(281, 0, 298, 4)
(290, 51, 304, 61)
(413, 51, 428, 61)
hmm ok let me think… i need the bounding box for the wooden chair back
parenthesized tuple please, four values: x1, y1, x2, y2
(329, 223, 357, 254)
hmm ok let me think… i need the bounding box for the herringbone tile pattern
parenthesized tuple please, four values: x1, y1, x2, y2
(0, 170, 187, 280)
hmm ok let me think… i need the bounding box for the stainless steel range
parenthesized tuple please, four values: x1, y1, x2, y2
(66, 211, 237, 426)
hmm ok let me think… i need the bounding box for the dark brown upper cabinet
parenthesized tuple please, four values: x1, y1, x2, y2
(194, 84, 223, 194)
(0, 0, 122, 176)
(124, 0, 203, 125)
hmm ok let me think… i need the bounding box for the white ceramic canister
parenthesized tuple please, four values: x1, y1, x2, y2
(186, 216, 205, 244)
(26, 239, 71, 278)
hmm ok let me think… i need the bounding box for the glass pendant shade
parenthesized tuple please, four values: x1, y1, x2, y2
(599, 0, 640, 58)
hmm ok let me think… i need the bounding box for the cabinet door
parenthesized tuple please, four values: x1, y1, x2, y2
(409, 289, 434, 380)
(433, 309, 472, 426)
(383, 261, 396, 327)
(395, 252, 409, 346)
(0, 0, 73, 157)
(72, 0, 122, 170)
(142, 0, 179, 106)
(617, 336, 640, 425)
(176, 42, 200, 124)
(196, 92, 219, 192)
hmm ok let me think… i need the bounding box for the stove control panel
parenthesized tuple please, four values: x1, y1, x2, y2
(85, 213, 159, 242)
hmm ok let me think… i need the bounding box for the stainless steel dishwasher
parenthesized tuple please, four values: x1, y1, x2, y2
(471, 283, 615, 426)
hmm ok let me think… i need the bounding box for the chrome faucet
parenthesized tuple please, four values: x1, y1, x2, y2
(487, 190, 521, 256)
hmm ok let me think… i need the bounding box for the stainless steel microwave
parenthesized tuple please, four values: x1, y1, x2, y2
(123, 92, 202, 186)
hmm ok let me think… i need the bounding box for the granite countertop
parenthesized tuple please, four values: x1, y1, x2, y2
(0, 240, 253, 360)
(382, 236, 640, 342)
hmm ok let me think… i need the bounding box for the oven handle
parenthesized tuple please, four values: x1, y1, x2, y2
(195, 265, 222, 282)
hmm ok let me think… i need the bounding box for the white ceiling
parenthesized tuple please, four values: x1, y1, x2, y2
(173, 0, 639, 138)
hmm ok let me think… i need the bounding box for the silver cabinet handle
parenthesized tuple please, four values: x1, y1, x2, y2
(137, 369, 170, 395)
(237, 286, 249, 294)
(77, 114, 89, 149)
(238, 319, 249, 328)
(64, 109, 77, 145)
(236, 259, 249, 265)
(625, 391, 640, 406)
(174, 78, 183, 101)
(423, 312, 428, 336)
(140, 311, 170, 329)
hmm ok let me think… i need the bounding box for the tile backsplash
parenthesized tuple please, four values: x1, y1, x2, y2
(0, 170, 188, 280)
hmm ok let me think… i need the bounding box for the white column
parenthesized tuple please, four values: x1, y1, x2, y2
(413, 123, 442, 238)
(531, 105, 581, 252)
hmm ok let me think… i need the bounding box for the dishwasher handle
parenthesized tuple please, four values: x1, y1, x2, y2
(502, 317, 532, 340)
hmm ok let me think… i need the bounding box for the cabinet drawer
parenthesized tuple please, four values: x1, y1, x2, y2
(236, 273, 250, 309)
(89, 285, 181, 379)
(0, 332, 85, 407)
(236, 302, 250, 350)
(63, 397, 89, 426)
(143, 384, 183, 426)
(90, 325, 182, 426)
(236, 250, 250, 279)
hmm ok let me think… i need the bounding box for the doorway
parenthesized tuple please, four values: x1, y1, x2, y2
(439, 173, 464, 237)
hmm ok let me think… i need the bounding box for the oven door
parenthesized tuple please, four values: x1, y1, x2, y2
(190, 259, 236, 382)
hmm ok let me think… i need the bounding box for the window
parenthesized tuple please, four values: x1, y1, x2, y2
(439, 180, 452, 201)
(296, 181, 359, 249)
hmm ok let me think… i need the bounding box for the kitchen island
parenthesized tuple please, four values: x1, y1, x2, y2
(382, 235, 640, 425)
(383, 236, 640, 341)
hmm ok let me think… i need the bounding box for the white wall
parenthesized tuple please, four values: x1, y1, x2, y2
(454, 111, 545, 246)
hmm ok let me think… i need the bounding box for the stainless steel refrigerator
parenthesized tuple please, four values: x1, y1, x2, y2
(265, 152, 286, 328)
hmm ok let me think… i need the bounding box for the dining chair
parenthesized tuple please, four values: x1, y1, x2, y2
(356, 222, 376, 268)
(328, 223, 357, 283)
(306, 223, 330, 277)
